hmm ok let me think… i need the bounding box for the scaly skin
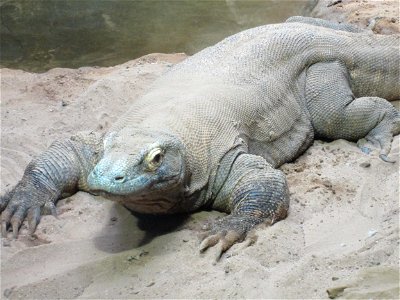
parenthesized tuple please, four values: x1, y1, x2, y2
(0, 131, 103, 236)
(1, 17, 399, 258)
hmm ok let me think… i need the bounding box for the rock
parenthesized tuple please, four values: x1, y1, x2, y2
(146, 282, 155, 287)
(359, 161, 371, 168)
(327, 267, 399, 299)
(327, 286, 346, 299)
(311, 0, 400, 34)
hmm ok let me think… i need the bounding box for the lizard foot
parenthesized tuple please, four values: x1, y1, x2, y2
(356, 108, 399, 163)
(357, 135, 396, 163)
(199, 214, 259, 261)
(1, 184, 58, 239)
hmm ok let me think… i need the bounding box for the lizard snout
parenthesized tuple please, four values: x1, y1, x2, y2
(87, 158, 130, 191)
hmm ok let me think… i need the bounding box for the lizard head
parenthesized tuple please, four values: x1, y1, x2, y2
(87, 128, 186, 201)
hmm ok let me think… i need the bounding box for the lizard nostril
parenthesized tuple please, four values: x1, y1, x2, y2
(114, 176, 125, 182)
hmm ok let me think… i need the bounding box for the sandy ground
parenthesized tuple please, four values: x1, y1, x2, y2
(311, 0, 399, 34)
(1, 3, 399, 299)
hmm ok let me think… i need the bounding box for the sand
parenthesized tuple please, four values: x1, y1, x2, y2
(1, 3, 399, 299)
(311, 0, 399, 34)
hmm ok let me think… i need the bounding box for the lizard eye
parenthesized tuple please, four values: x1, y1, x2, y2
(145, 148, 164, 171)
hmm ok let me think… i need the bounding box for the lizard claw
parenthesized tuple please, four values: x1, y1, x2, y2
(357, 137, 397, 163)
(1, 220, 9, 237)
(43, 201, 58, 218)
(360, 146, 371, 155)
(200, 230, 245, 261)
(1, 207, 15, 238)
(199, 215, 257, 261)
(379, 154, 396, 163)
(11, 218, 22, 239)
(199, 233, 221, 252)
(27, 207, 41, 235)
(0, 191, 12, 212)
(357, 137, 378, 155)
(10, 206, 29, 238)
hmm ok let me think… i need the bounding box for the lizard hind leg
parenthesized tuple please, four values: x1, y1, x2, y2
(305, 61, 400, 162)
(355, 102, 400, 162)
(200, 154, 290, 260)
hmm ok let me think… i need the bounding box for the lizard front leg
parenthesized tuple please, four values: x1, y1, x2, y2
(200, 153, 289, 259)
(0, 131, 103, 238)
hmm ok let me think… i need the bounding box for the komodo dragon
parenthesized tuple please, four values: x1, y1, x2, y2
(1, 17, 399, 258)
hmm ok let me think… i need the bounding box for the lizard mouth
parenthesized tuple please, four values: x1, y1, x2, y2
(89, 173, 183, 214)
(88, 171, 182, 196)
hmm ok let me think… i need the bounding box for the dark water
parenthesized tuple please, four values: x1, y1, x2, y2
(1, 0, 316, 72)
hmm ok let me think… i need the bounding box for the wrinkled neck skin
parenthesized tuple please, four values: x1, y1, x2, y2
(87, 127, 190, 214)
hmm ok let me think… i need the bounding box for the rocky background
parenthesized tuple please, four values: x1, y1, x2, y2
(311, 0, 399, 34)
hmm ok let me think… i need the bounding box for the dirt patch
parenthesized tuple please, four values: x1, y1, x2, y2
(311, 0, 399, 34)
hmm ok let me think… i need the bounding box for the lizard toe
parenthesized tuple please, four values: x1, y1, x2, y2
(10, 206, 28, 238)
(199, 215, 255, 260)
(357, 136, 397, 163)
(1, 206, 17, 238)
(379, 154, 396, 163)
(0, 191, 13, 212)
(199, 229, 246, 262)
(43, 201, 58, 218)
(199, 233, 222, 253)
(27, 207, 41, 235)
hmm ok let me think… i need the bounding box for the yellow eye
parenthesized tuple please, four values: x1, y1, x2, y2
(145, 148, 164, 171)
